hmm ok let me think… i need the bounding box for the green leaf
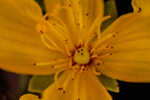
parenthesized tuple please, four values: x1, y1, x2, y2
(101, 0, 118, 32)
(99, 75, 119, 93)
(28, 74, 54, 93)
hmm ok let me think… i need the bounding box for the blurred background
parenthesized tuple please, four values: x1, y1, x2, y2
(0, 0, 150, 100)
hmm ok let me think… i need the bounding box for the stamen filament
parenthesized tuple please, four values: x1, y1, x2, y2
(73, 74, 80, 99)
(90, 16, 111, 35)
(64, 40, 72, 56)
(35, 59, 68, 66)
(85, 16, 111, 47)
(54, 72, 60, 82)
(46, 21, 67, 40)
(41, 34, 55, 49)
(98, 52, 113, 59)
(90, 48, 96, 54)
(54, 63, 67, 69)
(71, 70, 77, 80)
(80, 65, 87, 72)
(91, 54, 98, 59)
(62, 74, 72, 90)
(92, 66, 101, 75)
(45, 13, 76, 50)
(41, 33, 64, 53)
(94, 32, 116, 49)
(54, 71, 62, 88)
(68, 57, 73, 68)
(69, 0, 83, 28)
(45, 21, 74, 56)
(45, 14, 74, 42)
(46, 14, 73, 40)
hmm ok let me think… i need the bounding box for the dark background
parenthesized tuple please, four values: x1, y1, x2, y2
(116, 0, 133, 16)
(0, 0, 150, 100)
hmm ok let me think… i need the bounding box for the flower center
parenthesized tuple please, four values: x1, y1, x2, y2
(73, 48, 90, 64)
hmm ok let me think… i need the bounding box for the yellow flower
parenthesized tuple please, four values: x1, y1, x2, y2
(0, 0, 150, 100)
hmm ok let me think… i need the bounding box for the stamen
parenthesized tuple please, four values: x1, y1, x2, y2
(90, 59, 104, 75)
(73, 74, 80, 100)
(76, 38, 84, 48)
(45, 20, 67, 40)
(91, 16, 111, 34)
(91, 54, 98, 59)
(85, 13, 89, 16)
(72, 65, 80, 70)
(57, 72, 73, 94)
(60, 5, 84, 46)
(94, 32, 117, 49)
(71, 70, 77, 80)
(54, 71, 60, 82)
(45, 14, 72, 39)
(90, 48, 96, 54)
(64, 40, 72, 56)
(34, 59, 68, 66)
(41, 34, 55, 50)
(92, 66, 101, 75)
(54, 71, 62, 90)
(80, 65, 87, 72)
(41, 33, 58, 48)
(68, 57, 73, 68)
(85, 16, 111, 47)
(40, 34, 64, 53)
(69, 0, 83, 28)
(98, 52, 113, 59)
(54, 63, 67, 69)
(45, 21, 74, 56)
(62, 74, 72, 90)
(37, 20, 66, 53)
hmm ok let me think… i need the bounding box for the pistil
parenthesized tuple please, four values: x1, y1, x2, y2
(73, 48, 90, 65)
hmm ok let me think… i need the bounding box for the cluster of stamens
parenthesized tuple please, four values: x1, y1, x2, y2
(33, 10, 121, 97)
(34, 13, 119, 72)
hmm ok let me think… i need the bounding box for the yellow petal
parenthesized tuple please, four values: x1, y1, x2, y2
(78, 71, 112, 100)
(80, 0, 104, 43)
(40, 14, 75, 55)
(44, 0, 79, 44)
(79, 0, 104, 28)
(0, 0, 66, 75)
(42, 70, 112, 100)
(42, 71, 71, 100)
(100, 13, 150, 82)
(0, 0, 42, 21)
(44, 0, 104, 44)
(19, 94, 39, 100)
(132, 0, 150, 14)
(44, 0, 83, 27)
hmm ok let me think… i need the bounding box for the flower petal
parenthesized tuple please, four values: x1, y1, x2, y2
(42, 71, 71, 100)
(45, 0, 104, 28)
(100, 13, 150, 82)
(44, 0, 79, 44)
(0, 0, 66, 75)
(132, 0, 150, 14)
(80, 0, 104, 43)
(19, 94, 39, 100)
(79, 0, 104, 28)
(78, 71, 112, 100)
(39, 14, 75, 55)
(44, 0, 104, 44)
(42, 70, 112, 100)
